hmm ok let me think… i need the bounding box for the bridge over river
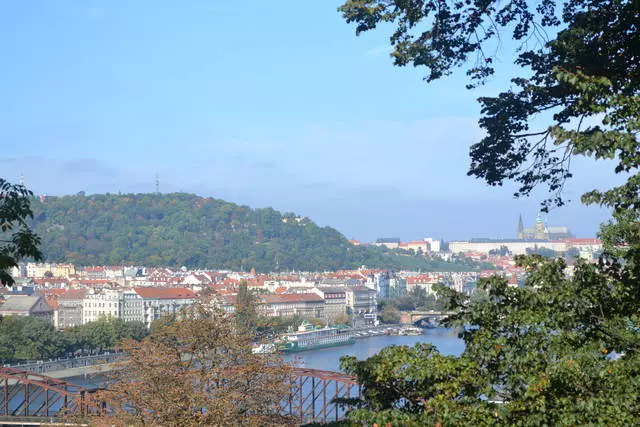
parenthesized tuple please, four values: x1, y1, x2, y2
(0, 366, 360, 426)
(399, 310, 457, 326)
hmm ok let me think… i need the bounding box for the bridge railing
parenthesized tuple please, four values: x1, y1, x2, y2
(285, 368, 360, 424)
(0, 366, 360, 424)
(2, 353, 125, 376)
(0, 367, 104, 419)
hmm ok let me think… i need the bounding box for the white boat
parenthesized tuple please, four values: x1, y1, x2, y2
(399, 327, 423, 336)
(251, 343, 276, 354)
(279, 321, 355, 353)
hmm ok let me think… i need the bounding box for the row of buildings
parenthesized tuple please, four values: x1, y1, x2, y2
(0, 287, 197, 329)
(2, 242, 551, 331)
(447, 237, 602, 257)
(0, 267, 383, 329)
(358, 215, 600, 259)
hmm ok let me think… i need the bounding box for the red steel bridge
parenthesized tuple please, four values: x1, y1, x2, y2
(0, 366, 360, 425)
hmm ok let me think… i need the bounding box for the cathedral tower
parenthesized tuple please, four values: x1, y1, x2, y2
(535, 213, 547, 240)
(517, 215, 524, 239)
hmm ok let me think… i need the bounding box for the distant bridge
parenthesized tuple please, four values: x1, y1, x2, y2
(400, 311, 456, 326)
(0, 366, 360, 425)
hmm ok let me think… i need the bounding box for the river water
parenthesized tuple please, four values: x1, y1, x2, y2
(1, 328, 463, 420)
(64, 327, 464, 388)
(283, 327, 464, 371)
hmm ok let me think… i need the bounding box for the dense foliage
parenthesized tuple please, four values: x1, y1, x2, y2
(0, 315, 147, 363)
(30, 193, 483, 272)
(338, 0, 640, 424)
(95, 304, 292, 426)
(0, 178, 41, 287)
(340, 0, 639, 213)
(390, 252, 496, 271)
(381, 287, 447, 313)
(342, 254, 640, 425)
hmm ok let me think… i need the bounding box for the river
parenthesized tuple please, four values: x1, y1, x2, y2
(283, 327, 464, 372)
(60, 328, 464, 390)
(0, 328, 464, 422)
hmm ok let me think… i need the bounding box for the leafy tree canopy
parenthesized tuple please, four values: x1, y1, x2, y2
(0, 178, 41, 286)
(0, 315, 148, 363)
(339, 0, 639, 214)
(338, 1, 640, 424)
(95, 304, 292, 426)
(29, 193, 485, 272)
(342, 255, 640, 425)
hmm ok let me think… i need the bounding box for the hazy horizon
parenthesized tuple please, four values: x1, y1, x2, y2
(1, 1, 617, 242)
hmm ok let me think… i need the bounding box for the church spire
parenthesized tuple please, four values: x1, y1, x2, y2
(517, 214, 524, 239)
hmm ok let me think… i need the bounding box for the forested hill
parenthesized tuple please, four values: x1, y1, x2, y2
(29, 193, 400, 272)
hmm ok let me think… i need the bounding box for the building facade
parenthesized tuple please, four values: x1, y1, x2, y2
(258, 294, 325, 319)
(134, 287, 198, 327)
(312, 287, 347, 321)
(449, 239, 569, 255)
(518, 214, 572, 240)
(57, 289, 86, 329)
(388, 276, 407, 298)
(0, 295, 53, 324)
(345, 286, 377, 314)
(82, 289, 121, 324)
(119, 289, 145, 323)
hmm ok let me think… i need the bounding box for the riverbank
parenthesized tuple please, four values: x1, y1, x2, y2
(46, 363, 116, 380)
(282, 327, 463, 371)
(14, 327, 462, 380)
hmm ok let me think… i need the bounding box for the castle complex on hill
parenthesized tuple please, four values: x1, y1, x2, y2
(517, 214, 572, 240)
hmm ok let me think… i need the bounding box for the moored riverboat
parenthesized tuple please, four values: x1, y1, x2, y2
(278, 322, 355, 353)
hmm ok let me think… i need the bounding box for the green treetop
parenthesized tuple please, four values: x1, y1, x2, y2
(337, 1, 640, 424)
(0, 178, 42, 287)
(339, 0, 639, 214)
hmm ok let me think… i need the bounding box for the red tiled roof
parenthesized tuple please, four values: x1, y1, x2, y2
(261, 294, 323, 304)
(40, 288, 67, 296)
(59, 289, 87, 300)
(561, 238, 602, 245)
(134, 287, 197, 299)
(217, 294, 237, 305)
(246, 279, 265, 287)
(34, 278, 69, 284)
(71, 279, 111, 285)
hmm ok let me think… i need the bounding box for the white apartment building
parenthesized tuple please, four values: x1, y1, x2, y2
(134, 287, 198, 328)
(424, 237, 441, 253)
(448, 240, 568, 255)
(82, 289, 121, 323)
(119, 289, 145, 323)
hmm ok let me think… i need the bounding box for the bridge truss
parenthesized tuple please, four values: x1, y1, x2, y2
(286, 367, 360, 424)
(0, 367, 102, 420)
(0, 366, 359, 424)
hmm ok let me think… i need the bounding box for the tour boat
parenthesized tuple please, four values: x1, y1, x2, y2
(278, 322, 355, 353)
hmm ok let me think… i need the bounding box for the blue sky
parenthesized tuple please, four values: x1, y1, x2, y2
(0, 0, 618, 241)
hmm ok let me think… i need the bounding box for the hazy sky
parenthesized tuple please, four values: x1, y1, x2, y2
(0, 1, 619, 241)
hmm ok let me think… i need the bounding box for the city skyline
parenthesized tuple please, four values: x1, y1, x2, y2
(6, 171, 604, 243)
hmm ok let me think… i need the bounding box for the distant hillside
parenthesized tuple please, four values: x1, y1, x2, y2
(30, 193, 404, 272)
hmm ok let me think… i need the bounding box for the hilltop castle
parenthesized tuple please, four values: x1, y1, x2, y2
(517, 214, 572, 240)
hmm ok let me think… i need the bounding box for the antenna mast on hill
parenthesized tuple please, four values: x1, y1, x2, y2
(19, 173, 24, 186)
(155, 173, 160, 194)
